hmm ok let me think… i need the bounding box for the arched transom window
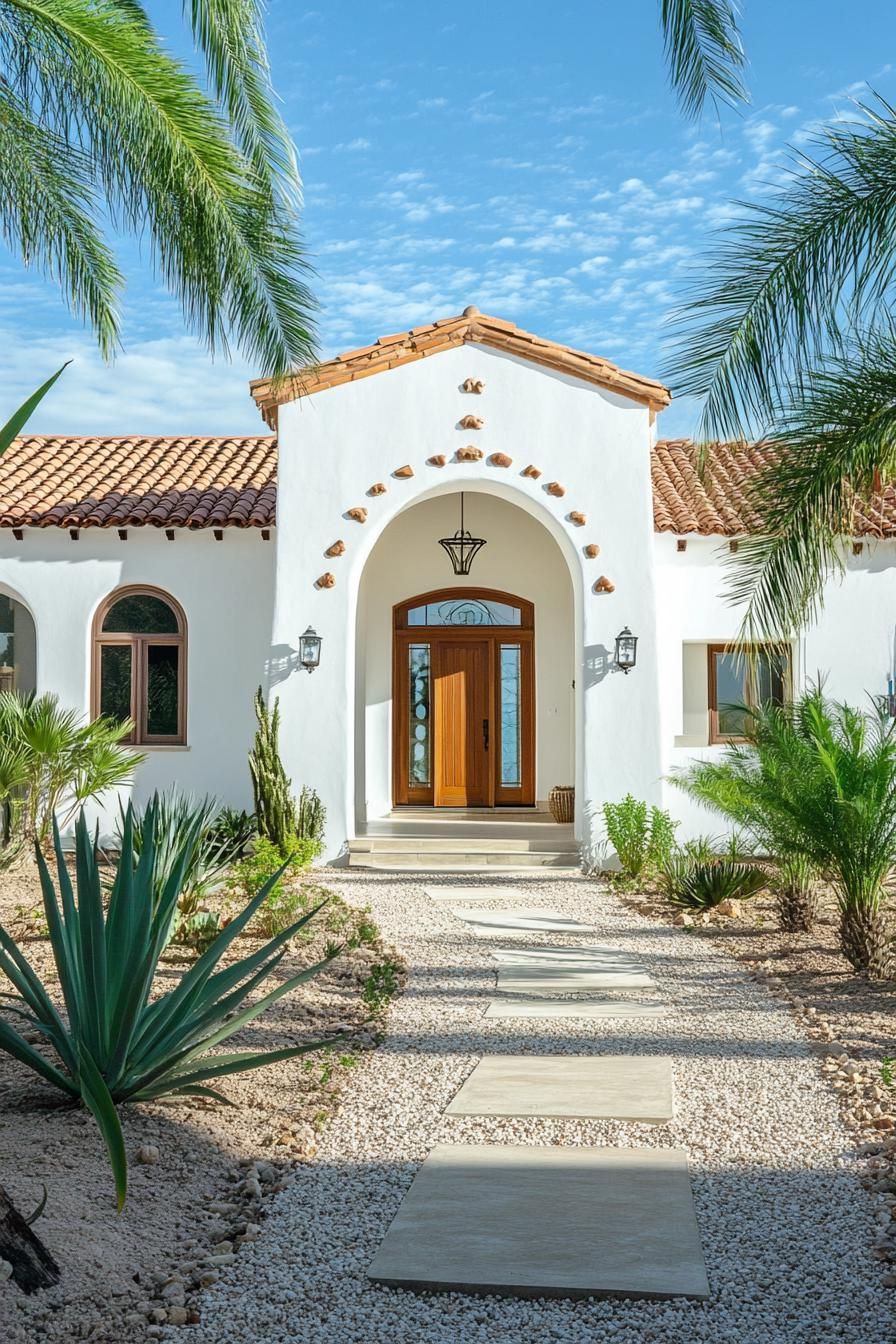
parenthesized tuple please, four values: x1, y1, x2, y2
(93, 587, 186, 744)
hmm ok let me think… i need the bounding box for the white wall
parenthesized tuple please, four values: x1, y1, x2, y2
(0, 529, 275, 839)
(274, 341, 664, 862)
(356, 491, 574, 818)
(654, 532, 896, 839)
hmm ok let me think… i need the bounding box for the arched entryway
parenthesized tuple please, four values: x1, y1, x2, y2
(354, 489, 576, 825)
(393, 588, 535, 807)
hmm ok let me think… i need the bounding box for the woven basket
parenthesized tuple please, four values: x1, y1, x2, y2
(548, 785, 575, 824)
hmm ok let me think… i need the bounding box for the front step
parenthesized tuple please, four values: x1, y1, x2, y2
(348, 838, 581, 872)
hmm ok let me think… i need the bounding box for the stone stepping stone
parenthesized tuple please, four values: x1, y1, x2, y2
(491, 944, 647, 970)
(483, 998, 666, 1019)
(496, 965, 655, 994)
(451, 907, 594, 936)
(445, 1055, 674, 1122)
(424, 886, 527, 902)
(367, 1143, 708, 1300)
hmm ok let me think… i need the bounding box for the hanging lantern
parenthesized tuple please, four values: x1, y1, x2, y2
(438, 492, 487, 575)
(614, 626, 638, 674)
(299, 625, 322, 672)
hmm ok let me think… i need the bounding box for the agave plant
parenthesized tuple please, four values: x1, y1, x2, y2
(122, 790, 246, 938)
(0, 802, 338, 1208)
(665, 858, 767, 911)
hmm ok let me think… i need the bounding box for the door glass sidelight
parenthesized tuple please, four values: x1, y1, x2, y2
(408, 643, 431, 787)
(499, 644, 522, 788)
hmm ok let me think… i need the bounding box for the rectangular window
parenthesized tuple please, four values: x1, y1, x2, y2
(99, 644, 133, 736)
(146, 644, 180, 738)
(708, 645, 790, 744)
(408, 643, 431, 787)
(499, 644, 522, 787)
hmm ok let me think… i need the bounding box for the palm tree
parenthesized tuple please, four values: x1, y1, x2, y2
(0, 0, 315, 380)
(674, 685, 896, 977)
(668, 96, 896, 642)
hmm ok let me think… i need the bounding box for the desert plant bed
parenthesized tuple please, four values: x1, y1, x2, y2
(615, 877, 896, 1284)
(0, 855, 405, 1343)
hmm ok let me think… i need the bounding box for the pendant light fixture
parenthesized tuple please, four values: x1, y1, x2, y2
(438, 492, 487, 575)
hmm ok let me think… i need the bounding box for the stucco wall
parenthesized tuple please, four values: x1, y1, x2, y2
(654, 532, 896, 840)
(274, 341, 664, 862)
(0, 529, 274, 839)
(356, 491, 575, 818)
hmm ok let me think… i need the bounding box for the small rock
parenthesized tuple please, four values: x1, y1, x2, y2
(136, 1144, 160, 1165)
(0, 1259, 12, 1283)
(167, 1306, 189, 1326)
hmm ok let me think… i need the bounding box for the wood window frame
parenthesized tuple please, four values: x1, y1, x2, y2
(392, 588, 536, 807)
(92, 585, 187, 745)
(707, 643, 791, 745)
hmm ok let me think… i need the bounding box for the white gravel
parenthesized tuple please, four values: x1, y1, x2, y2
(176, 873, 896, 1344)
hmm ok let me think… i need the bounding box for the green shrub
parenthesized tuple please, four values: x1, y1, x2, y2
(231, 834, 319, 938)
(674, 685, 896, 974)
(666, 858, 767, 910)
(602, 794, 678, 878)
(0, 690, 141, 851)
(296, 785, 326, 850)
(0, 802, 337, 1208)
(362, 958, 403, 1011)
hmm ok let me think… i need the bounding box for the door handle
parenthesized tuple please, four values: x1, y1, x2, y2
(483, 719, 489, 750)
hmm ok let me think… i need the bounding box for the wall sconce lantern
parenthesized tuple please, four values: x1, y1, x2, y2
(614, 626, 638, 674)
(299, 626, 322, 672)
(439, 492, 487, 576)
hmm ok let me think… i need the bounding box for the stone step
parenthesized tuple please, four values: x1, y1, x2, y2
(348, 847, 581, 871)
(350, 836, 578, 854)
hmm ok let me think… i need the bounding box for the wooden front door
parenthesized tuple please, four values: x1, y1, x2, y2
(434, 639, 490, 807)
(392, 588, 535, 808)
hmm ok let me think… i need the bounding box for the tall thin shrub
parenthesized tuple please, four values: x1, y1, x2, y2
(602, 795, 678, 879)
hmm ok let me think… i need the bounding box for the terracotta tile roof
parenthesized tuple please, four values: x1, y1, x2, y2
(0, 436, 276, 530)
(653, 438, 896, 538)
(249, 306, 672, 426)
(7, 433, 894, 539)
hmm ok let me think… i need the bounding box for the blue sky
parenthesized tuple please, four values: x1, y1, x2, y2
(5, 0, 896, 437)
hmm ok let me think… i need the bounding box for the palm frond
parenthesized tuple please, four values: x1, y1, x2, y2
(667, 97, 896, 438)
(659, 0, 748, 120)
(0, 0, 315, 377)
(726, 331, 896, 640)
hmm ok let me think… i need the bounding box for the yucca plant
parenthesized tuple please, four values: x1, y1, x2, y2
(665, 858, 767, 910)
(0, 802, 339, 1208)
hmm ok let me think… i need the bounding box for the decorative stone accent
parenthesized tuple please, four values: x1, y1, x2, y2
(584, 543, 600, 559)
(394, 465, 414, 479)
(489, 453, 512, 468)
(368, 482, 387, 496)
(317, 573, 336, 589)
(568, 511, 586, 526)
(546, 482, 566, 498)
(459, 414, 484, 430)
(461, 378, 485, 394)
(522, 465, 542, 479)
(428, 455, 447, 467)
(347, 507, 368, 523)
(457, 445, 484, 462)
(325, 539, 346, 557)
(594, 575, 615, 593)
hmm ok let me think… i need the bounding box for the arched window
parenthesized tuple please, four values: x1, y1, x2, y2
(93, 587, 186, 744)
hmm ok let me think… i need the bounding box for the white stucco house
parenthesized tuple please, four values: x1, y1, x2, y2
(1, 306, 894, 868)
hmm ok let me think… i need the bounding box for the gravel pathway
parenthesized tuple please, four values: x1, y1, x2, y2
(177, 874, 895, 1344)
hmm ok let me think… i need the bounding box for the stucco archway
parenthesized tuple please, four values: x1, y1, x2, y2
(353, 487, 579, 826)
